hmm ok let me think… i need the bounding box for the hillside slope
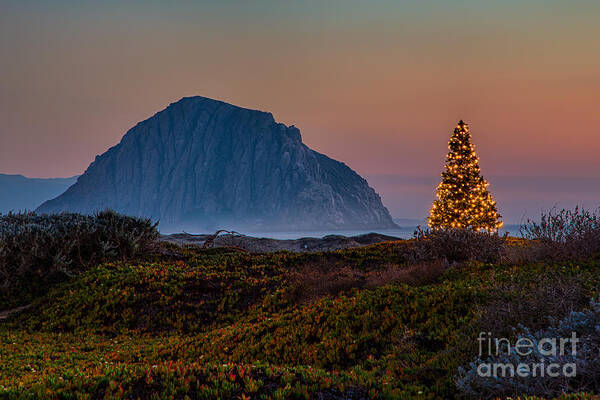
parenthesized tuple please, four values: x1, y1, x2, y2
(3, 242, 599, 399)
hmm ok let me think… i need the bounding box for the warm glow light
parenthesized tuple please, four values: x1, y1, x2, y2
(428, 121, 502, 231)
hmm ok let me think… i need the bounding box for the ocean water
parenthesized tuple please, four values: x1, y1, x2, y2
(232, 224, 522, 240)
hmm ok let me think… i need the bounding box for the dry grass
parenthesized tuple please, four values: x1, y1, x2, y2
(364, 260, 449, 288)
(500, 240, 540, 265)
(286, 260, 449, 305)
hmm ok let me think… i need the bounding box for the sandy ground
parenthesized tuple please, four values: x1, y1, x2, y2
(160, 232, 402, 253)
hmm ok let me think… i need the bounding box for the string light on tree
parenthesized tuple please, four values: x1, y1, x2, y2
(428, 120, 502, 232)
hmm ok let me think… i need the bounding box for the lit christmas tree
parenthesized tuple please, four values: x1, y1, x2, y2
(428, 120, 502, 231)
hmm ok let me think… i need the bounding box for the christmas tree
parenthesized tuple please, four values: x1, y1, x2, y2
(428, 120, 502, 231)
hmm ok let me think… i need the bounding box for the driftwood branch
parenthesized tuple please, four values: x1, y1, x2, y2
(202, 230, 241, 249)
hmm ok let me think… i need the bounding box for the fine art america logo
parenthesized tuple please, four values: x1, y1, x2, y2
(476, 332, 579, 378)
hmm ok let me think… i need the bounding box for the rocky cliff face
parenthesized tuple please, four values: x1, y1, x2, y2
(37, 97, 396, 231)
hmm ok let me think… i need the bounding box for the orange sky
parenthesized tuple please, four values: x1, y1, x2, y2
(1, 1, 599, 221)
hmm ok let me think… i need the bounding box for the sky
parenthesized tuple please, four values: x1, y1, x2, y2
(1, 0, 599, 223)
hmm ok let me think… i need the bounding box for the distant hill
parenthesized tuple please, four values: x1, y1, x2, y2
(37, 96, 397, 231)
(0, 174, 78, 214)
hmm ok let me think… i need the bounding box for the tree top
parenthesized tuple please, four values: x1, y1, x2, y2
(457, 120, 469, 131)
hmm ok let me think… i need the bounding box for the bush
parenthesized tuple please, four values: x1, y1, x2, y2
(412, 227, 506, 263)
(476, 273, 589, 338)
(520, 207, 600, 261)
(0, 210, 158, 307)
(457, 298, 600, 399)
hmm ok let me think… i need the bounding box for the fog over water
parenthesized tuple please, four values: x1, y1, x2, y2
(172, 224, 523, 240)
(366, 175, 600, 226)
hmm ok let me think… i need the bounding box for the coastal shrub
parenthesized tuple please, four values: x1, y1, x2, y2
(412, 227, 506, 263)
(0, 210, 158, 307)
(520, 207, 600, 261)
(477, 273, 589, 338)
(457, 298, 600, 399)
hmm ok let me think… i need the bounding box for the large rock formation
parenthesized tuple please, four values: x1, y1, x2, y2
(37, 97, 396, 231)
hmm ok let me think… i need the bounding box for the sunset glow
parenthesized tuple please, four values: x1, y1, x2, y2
(1, 1, 599, 222)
